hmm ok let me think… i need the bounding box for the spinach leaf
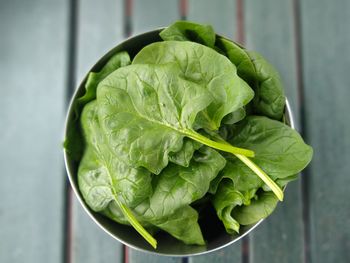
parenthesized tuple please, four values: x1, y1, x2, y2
(159, 21, 216, 48)
(136, 147, 226, 218)
(78, 101, 156, 248)
(168, 139, 201, 167)
(64, 51, 131, 161)
(211, 116, 312, 231)
(226, 116, 313, 180)
(216, 37, 285, 120)
(211, 180, 244, 234)
(97, 63, 253, 174)
(80, 104, 226, 245)
(221, 107, 246, 125)
(133, 41, 254, 131)
(234, 191, 279, 225)
(78, 51, 130, 107)
(212, 182, 279, 232)
(211, 116, 313, 193)
(134, 147, 226, 245)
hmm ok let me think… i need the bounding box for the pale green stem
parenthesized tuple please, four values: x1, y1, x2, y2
(234, 154, 284, 201)
(114, 197, 157, 249)
(186, 131, 255, 157)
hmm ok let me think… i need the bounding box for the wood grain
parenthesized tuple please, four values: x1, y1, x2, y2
(0, 0, 67, 262)
(188, 0, 236, 39)
(133, 0, 179, 34)
(300, 0, 350, 262)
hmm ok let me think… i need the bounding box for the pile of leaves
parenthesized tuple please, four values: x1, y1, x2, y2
(64, 21, 313, 249)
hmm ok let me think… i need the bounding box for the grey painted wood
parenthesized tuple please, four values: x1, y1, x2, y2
(187, 1, 242, 263)
(133, 0, 179, 34)
(244, 1, 305, 262)
(71, 0, 124, 262)
(189, 244, 242, 263)
(300, 0, 350, 262)
(0, 0, 67, 262)
(129, 252, 183, 263)
(188, 0, 236, 39)
(129, 1, 182, 262)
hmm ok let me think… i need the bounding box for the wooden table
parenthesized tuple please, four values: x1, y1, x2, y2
(1, 0, 349, 262)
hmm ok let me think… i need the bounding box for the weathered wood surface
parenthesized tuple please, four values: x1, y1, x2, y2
(301, 0, 350, 262)
(0, 0, 67, 262)
(1, 0, 350, 262)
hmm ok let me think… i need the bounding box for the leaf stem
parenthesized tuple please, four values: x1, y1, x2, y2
(186, 131, 255, 157)
(206, 133, 283, 201)
(234, 154, 284, 201)
(114, 197, 157, 249)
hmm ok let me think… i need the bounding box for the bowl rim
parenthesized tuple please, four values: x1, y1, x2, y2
(63, 28, 295, 257)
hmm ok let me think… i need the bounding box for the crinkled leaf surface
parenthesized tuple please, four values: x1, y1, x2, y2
(78, 51, 131, 107)
(227, 116, 313, 180)
(234, 191, 279, 225)
(160, 20, 216, 48)
(133, 41, 254, 131)
(78, 101, 152, 209)
(211, 180, 244, 234)
(211, 116, 312, 231)
(64, 51, 130, 161)
(216, 37, 285, 120)
(168, 139, 202, 167)
(96, 63, 214, 174)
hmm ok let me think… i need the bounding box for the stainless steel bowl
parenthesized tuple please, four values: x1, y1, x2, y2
(63, 29, 295, 257)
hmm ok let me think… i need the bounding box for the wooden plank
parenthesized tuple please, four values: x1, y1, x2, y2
(133, 0, 179, 34)
(244, 1, 305, 262)
(188, 0, 236, 39)
(300, 0, 350, 262)
(71, 0, 124, 262)
(0, 0, 67, 262)
(129, 1, 182, 262)
(187, 1, 242, 263)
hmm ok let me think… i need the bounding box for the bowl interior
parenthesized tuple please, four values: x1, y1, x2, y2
(64, 30, 294, 257)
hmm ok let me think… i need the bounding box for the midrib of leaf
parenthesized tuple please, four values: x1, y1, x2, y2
(107, 94, 255, 158)
(213, 135, 284, 201)
(104, 83, 254, 157)
(102, 157, 157, 248)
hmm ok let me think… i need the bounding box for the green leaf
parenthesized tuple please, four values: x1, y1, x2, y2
(151, 206, 205, 245)
(210, 115, 312, 197)
(226, 116, 313, 180)
(234, 191, 279, 225)
(135, 146, 226, 245)
(64, 51, 131, 161)
(97, 63, 253, 174)
(159, 21, 216, 48)
(78, 101, 152, 208)
(133, 41, 254, 131)
(78, 51, 131, 106)
(211, 180, 245, 233)
(216, 37, 285, 120)
(168, 139, 201, 167)
(130, 146, 225, 245)
(221, 107, 246, 125)
(137, 147, 226, 217)
(78, 101, 156, 248)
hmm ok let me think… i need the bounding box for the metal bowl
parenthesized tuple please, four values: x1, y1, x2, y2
(63, 29, 295, 257)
